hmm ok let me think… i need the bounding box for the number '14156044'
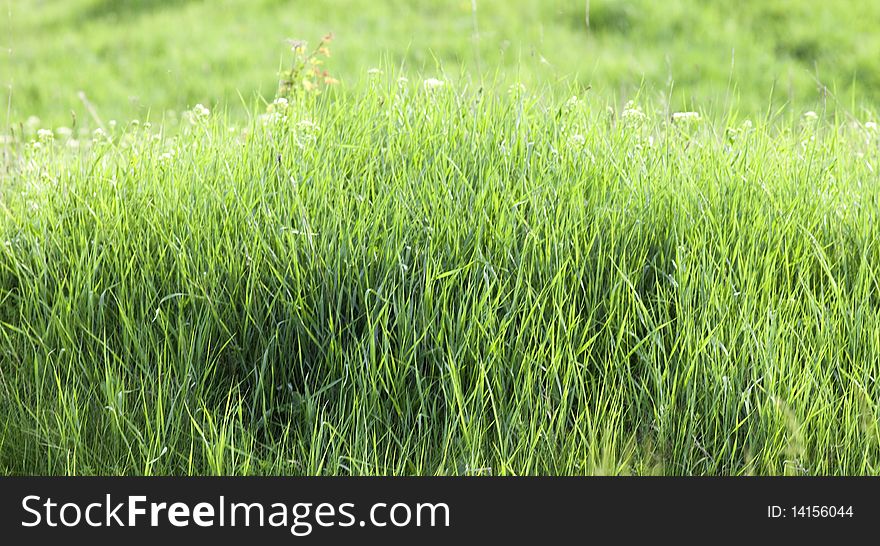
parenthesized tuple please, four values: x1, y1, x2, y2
(767, 505, 854, 518)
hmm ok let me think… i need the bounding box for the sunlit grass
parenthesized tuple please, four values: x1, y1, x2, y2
(2, 79, 880, 475)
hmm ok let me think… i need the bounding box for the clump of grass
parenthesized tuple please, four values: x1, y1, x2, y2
(1, 76, 880, 475)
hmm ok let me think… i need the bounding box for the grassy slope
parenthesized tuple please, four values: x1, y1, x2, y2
(2, 84, 880, 475)
(3, 1, 880, 476)
(5, 0, 880, 127)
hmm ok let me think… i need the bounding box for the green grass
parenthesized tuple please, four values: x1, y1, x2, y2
(5, 0, 880, 127)
(3, 1, 880, 476)
(2, 80, 880, 474)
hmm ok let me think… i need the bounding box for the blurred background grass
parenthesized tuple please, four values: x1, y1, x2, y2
(3, 0, 880, 126)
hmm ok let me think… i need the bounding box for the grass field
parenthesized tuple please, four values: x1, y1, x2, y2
(6, 0, 880, 125)
(2, 1, 880, 475)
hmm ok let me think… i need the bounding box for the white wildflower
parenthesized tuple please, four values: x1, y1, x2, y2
(563, 96, 581, 111)
(367, 68, 383, 76)
(93, 127, 108, 140)
(621, 101, 646, 122)
(422, 78, 445, 90)
(803, 111, 819, 120)
(272, 97, 289, 109)
(109, 120, 117, 129)
(865, 121, 878, 131)
(294, 119, 320, 148)
(259, 112, 284, 126)
(568, 134, 586, 147)
(158, 151, 174, 164)
(184, 103, 211, 125)
(67, 139, 80, 150)
(37, 128, 54, 141)
(192, 103, 210, 118)
(672, 111, 701, 123)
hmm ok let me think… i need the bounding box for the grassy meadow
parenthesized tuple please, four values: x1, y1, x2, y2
(2, 0, 880, 475)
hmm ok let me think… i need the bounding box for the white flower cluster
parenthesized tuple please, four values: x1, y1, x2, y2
(158, 150, 175, 165)
(259, 111, 285, 126)
(192, 104, 210, 118)
(294, 119, 320, 148)
(564, 96, 581, 111)
(258, 98, 294, 127)
(184, 103, 211, 125)
(621, 101, 646, 123)
(671, 111, 701, 123)
(422, 78, 445, 91)
(725, 119, 754, 144)
(568, 133, 586, 147)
